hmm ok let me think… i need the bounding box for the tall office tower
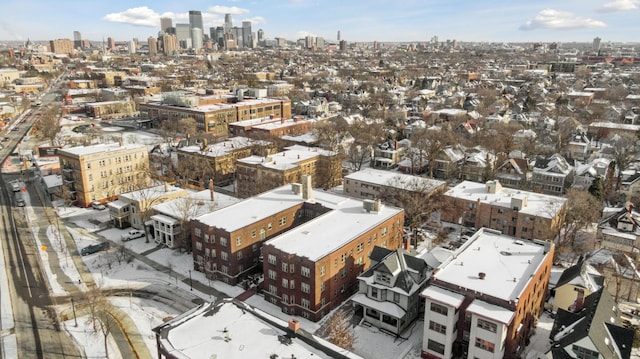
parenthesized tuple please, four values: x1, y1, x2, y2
(337, 30, 340, 41)
(175, 23, 191, 48)
(162, 34, 176, 55)
(231, 27, 243, 48)
(305, 35, 314, 49)
(224, 13, 233, 34)
(107, 37, 115, 50)
(161, 17, 173, 33)
(593, 36, 601, 52)
(148, 37, 158, 55)
(339, 40, 347, 52)
(129, 39, 136, 54)
(189, 11, 203, 31)
(215, 27, 225, 48)
(191, 28, 203, 49)
(73, 31, 82, 49)
(242, 21, 252, 48)
(257, 29, 264, 42)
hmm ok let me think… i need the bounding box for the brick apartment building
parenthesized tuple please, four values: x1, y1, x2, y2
(235, 145, 342, 198)
(228, 115, 314, 138)
(138, 92, 291, 137)
(261, 181, 405, 321)
(175, 136, 276, 187)
(420, 228, 554, 359)
(57, 142, 151, 207)
(442, 180, 567, 241)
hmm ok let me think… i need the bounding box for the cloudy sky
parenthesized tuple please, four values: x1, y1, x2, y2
(0, 0, 639, 43)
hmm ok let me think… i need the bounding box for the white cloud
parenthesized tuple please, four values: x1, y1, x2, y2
(206, 6, 250, 15)
(242, 16, 267, 25)
(599, 0, 639, 12)
(103, 6, 160, 27)
(519, 9, 606, 31)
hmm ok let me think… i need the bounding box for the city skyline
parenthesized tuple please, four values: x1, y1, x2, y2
(0, 0, 639, 44)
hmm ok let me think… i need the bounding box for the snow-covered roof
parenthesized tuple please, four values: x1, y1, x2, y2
(420, 285, 465, 308)
(154, 299, 359, 359)
(236, 145, 334, 171)
(119, 184, 185, 202)
(351, 293, 406, 318)
(466, 299, 514, 325)
(445, 180, 566, 219)
(433, 228, 551, 302)
(58, 142, 146, 157)
(344, 168, 446, 192)
(153, 189, 241, 221)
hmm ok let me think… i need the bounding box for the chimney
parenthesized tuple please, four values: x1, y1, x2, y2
(288, 319, 300, 332)
(209, 178, 214, 201)
(301, 175, 312, 200)
(478, 272, 486, 280)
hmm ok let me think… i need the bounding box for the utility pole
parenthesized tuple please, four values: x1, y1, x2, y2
(71, 297, 77, 327)
(189, 270, 193, 291)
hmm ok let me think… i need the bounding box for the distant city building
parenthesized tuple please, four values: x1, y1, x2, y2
(128, 39, 136, 54)
(232, 27, 243, 48)
(148, 37, 157, 56)
(189, 10, 204, 46)
(339, 40, 348, 51)
(337, 30, 341, 41)
(175, 23, 191, 48)
(73, 31, 82, 49)
(242, 21, 252, 48)
(593, 36, 601, 52)
(49, 38, 73, 54)
(160, 17, 172, 33)
(224, 13, 233, 34)
(315, 36, 324, 49)
(107, 37, 115, 51)
(161, 34, 176, 55)
(191, 28, 203, 50)
(257, 29, 264, 43)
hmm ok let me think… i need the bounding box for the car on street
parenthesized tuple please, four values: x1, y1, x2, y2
(91, 201, 106, 210)
(80, 242, 110, 256)
(122, 229, 145, 241)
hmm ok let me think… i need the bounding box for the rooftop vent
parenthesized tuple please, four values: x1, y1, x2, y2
(478, 272, 486, 280)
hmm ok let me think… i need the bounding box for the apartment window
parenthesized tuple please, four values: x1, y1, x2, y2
(236, 251, 243, 260)
(195, 242, 203, 251)
(475, 338, 495, 353)
(301, 298, 310, 309)
(301, 282, 310, 294)
(320, 282, 326, 292)
(371, 287, 378, 299)
(282, 294, 288, 303)
(220, 237, 228, 246)
(381, 227, 388, 237)
(268, 222, 273, 230)
(340, 268, 346, 278)
(320, 266, 326, 276)
(301, 266, 310, 278)
(477, 318, 497, 333)
(282, 278, 288, 288)
(204, 234, 209, 243)
(252, 244, 258, 252)
(427, 339, 445, 355)
(252, 230, 256, 238)
(393, 292, 400, 303)
(260, 229, 266, 240)
(282, 263, 288, 272)
(221, 251, 228, 261)
(289, 264, 295, 273)
(430, 302, 448, 315)
(289, 279, 295, 289)
(268, 269, 277, 280)
(279, 217, 286, 226)
(341, 253, 347, 263)
(236, 236, 242, 246)
(268, 254, 277, 265)
(269, 284, 277, 295)
(357, 243, 364, 252)
(429, 321, 446, 334)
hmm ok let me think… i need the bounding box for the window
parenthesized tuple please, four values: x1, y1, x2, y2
(195, 242, 203, 251)
(371, 287, 378, 299)
(268, 222, 273, 230)
(220, 237, 228, 247)
(279, 217, 286, 226)
(427, 339, 445, 355)
(320, 266, 326, 276)
(475, 338, 495, 353)
(321, 282, 326, 292)
(381, 227, 388, 237)
(221, 251, 228, 261)
(301, 298, 310, 309)
(357, 242, 364, 252)
(301, 266, 310, 278)
(301, 282, 310, 294)
(236, 251, 243, 260)
(194, 228, 202, 237)
(236, 236, 242, 246)
(268, 254, 277, 265)
(393, 292, 400, 303)
(429, 321, 446, 334)
(289, 279, 295, 289)
(341, 253, 347, 263)
(477, 318, 497, 333)
(430, 302, 448, 315)
(289, 264, 295, 273)
(282, 262, 288, 272)
(282, 278, 288, 288)
(204, 234, 209, 243)
(251, 230, 256, 238)
(268, 269, 277, 280)
(252, 244, 258, 252)
(572, 345, 599, 359)
(269, 284, 277, 295)
(340, 268, 346, 278)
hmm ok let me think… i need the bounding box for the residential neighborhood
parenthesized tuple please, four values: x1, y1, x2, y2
(2, 6, 640, 359)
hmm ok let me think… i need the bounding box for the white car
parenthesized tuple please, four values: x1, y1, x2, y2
(122, 229, 145, 241)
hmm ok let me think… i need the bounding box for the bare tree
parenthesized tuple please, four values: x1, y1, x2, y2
(34, 104, 62, 145)
(324, 311, 355, 351)
(410, 127, 454, 178)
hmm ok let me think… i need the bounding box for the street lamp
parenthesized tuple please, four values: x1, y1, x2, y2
(71, 297, 78, 327)
(189, 270, 193, 291)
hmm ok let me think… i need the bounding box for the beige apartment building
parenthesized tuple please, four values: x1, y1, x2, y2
(58, 142, 151, 207)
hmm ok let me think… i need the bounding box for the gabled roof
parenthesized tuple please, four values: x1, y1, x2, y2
(548, 289, 634, 359)
(361, 247, 427, 294)
(554, 256, 604, 292)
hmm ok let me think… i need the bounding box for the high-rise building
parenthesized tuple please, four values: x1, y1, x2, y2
(339, 40, 348, 52)
(189, 10, 203, 31)
(191, 28, 203, 50)
(337, 30, 340, 41)
(224, 13, 233, 34)
(148, 37, 158, 55)
(315, 37, 324, 49)
(73, 31, 82, 49)
(242, 21, 252, 49)
(257, 29, 264, 43)
(129, 39, 136, 54)
(232, 27, 243, 48)
(107, 37, 116, 51)
(175, 23, 191, 48)
(160, 17, 173, 33)
(49, 38, 74, 54)
(162, 34, 176, 55)
(593, 36, 601, 52)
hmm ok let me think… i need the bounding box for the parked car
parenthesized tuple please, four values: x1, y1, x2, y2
(11, 181, 22, 192)
(91, 201, 106, 210)
(122, 229, 145, 241)
(14, 192, 25, 207)
(80, 242, 109, 256)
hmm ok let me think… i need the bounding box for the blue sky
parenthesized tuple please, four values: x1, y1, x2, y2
(1, 0, 639, 43)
